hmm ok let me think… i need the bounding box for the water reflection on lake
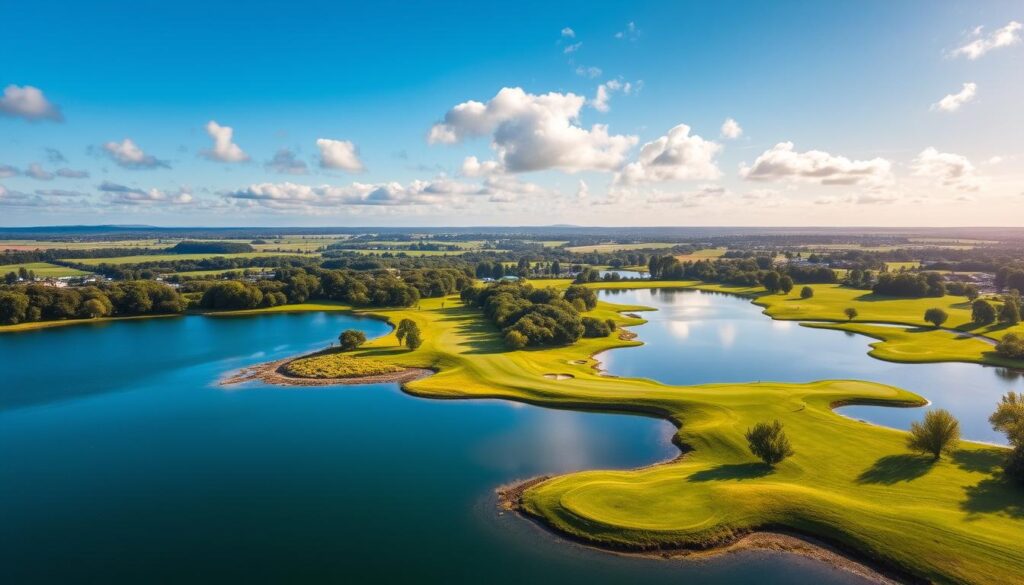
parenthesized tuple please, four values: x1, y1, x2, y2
(598, 288, 1024, 444)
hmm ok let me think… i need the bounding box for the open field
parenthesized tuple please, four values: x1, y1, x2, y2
(0, 261, 92, 278)
(0, 239, 168, 251)
(884, 261, 921, 271)
(674, 247, 728, 262)
(171, 267, 276, 278)
(566, 242, 678, 253)
(283, 351, 402, 378)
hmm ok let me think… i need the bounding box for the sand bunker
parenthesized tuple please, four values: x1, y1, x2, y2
(543, 373, 575, 380)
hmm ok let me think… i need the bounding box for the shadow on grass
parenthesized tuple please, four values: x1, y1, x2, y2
(856, 454, 934, 484)
(952, 448, 1007, 474)
(688, 462, 772, 482)
(961, 477, 1024, 519)
(438, 307, 507, 355)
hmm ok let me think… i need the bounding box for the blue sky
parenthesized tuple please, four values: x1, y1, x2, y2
(1, 0, 1021, 226)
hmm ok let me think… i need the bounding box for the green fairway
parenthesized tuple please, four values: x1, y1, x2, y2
(0, 261, 92, 278)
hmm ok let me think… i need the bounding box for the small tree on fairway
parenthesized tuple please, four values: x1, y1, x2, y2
(396, 318, 415, 344)
(405, 326, 423, 350)
(844, 307, 858, 321)
(924, 308, 949, 328)
(907, 409, 960, 461)
(800, 286, 814, 299)
(972, 299, 997, 325)
(745, 420, 794, 466)
(338, 329, 367, 351)
(989, 392, 1024, 484)
(779, 275, 794, 294)
(1000, 298, 1021, 325)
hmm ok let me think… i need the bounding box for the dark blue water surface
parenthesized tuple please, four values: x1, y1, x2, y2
(0, 311, 874, 584)
(599, 288, 1024, 444)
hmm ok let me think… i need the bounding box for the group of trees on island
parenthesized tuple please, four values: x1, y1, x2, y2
(460, 282, 614, 349)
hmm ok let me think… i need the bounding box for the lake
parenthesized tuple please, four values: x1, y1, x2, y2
(0, 310, 874, 584)
(598, 288, 1024, 444)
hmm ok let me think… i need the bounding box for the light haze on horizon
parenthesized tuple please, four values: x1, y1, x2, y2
(1, 0, 1022, 227)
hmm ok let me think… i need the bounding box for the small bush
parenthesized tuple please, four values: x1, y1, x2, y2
(996, 333, 1024, 360)
(581, 316, 612, 337)
(800, 286, 813, 299)
(924, 308, 949, 327)
(907, 409, 960, 460)
(338, 329, 367, 351)
(505, 330, 528, 349)
(844, 307, 858, 321)
(745, 420, 794, 466)
(285, 354, 400, 378)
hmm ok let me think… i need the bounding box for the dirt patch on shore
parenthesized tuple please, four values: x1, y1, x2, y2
(498, 477, 908, 585)
(221, 355, 433, 387)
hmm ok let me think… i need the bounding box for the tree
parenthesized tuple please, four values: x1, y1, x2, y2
(762, 271, 782, 293)
(564, 285, 597, 310)
(396, 318, 415, 344)
(907, 409, 960, 460)
(338, 329, 367, 351)
(924, 308, 949, 328)
(779, 275, 794, 294)
(999, 298, 1021, 325)
(965, 285, 980, 302)
(844, 307, 858, 321)
(0, 291, 30, 325)
(996, 333, 1024, 360)
(745, 420, 794, 466)
(800, 286, 814, 299)
(82, 298, 108, 319)
(990, 392, 1024, 484)
(972, 299, 997, 325)
(405, 326, 423, 350)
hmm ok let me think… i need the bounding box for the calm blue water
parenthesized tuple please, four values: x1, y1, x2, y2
(0, 311, 872, 584)
(599, 269, 649, 279)
(598, 288, 1024, 444)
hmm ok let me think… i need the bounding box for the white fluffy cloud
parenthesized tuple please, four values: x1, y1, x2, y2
(202, 121, 249, 162)
(428, 87, 638, 174)
(741, 142, 892, 186)
(98, 181, 193, 205)
(575, 66, 602, 78)
(103, 138, 169, 169)
(614, 21, 639, 41)
(575, 179, 589, 200)
(720, 118, 743, 139)
(614, 124, 722, 184)
(561, 27, 575, 38)
(951, 21, 1022, 59)
(932, 82, 977, 112)
(590, 79, 637, 113)
(0, 85, 62, 122)
(460, 156, 502, 177)
(912, 147, 981, 191)
(316, 138, 365, 172)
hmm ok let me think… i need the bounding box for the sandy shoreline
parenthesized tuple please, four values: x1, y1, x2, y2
(496, 478, 912, 585)
(220, 354, 434, 387)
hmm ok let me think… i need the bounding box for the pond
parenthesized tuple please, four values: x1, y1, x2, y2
(598, 288, 1024, 444)
(0, 311, 874, 584)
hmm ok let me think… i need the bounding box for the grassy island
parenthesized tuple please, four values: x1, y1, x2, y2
(283, 352, 402, 379)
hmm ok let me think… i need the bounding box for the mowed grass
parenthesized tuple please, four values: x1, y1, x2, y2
(674, 247, 728, 262)
(230, 287, 1024, 585)
(884, 261, 921, 271)
(284, 351, 401, 378)
(0, 261, 92, 277)
(566, 242, 678, 253)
